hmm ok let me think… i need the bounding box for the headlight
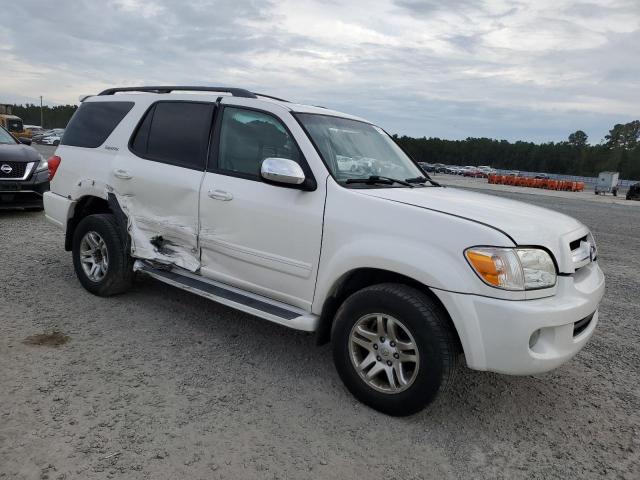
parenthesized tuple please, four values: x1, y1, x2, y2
(35, 155, 48, 172)
(465, 247, 556, 290)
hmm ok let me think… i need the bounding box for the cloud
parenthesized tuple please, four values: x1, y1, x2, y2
(0, 0, 638, 142)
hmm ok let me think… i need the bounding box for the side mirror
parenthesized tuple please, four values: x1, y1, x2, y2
(18, 137, 32, 146)
(261, 158, 305, 186)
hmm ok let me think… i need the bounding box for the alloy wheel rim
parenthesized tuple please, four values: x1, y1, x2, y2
(348, 313, 420, 394)
(79, 231, 109, 282)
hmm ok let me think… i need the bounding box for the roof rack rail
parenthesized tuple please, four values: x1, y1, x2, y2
(97, 86, 258, 99)
(253, 93, 290, 103)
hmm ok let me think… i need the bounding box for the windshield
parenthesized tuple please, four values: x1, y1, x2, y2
(0, 127, 17, 145)
(296, 114, 423, 185)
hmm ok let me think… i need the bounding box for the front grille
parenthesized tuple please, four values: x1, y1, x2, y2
(0, 162, 27, 179)
(573, 312, 595, 337)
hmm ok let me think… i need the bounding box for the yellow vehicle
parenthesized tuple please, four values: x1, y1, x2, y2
(0, 105, 30, 138)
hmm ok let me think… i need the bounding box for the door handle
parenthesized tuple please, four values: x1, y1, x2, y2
(208, 189, 233, 201)
(114, 169, 132, 180)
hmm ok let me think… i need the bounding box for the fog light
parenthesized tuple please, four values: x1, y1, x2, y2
(529, 329, 541, 349)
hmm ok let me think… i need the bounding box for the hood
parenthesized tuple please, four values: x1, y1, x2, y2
(357, 186, 589, 273)
(0, 144, 42, 163)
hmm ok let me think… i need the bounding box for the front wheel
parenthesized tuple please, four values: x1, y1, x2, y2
(331, 283, 459, 416)
(72, 214, 133, 296)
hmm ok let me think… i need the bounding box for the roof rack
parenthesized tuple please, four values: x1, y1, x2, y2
(97, 86, 258, 99)
(253, 93, 290, 103)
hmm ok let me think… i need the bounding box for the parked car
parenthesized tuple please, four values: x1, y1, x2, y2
(33, 128, 64, 144)
(535, 173, 550, 179)
(44, 85, 605, 416)
(42, 134, 62, 146)
(0, 125, 49, 210)
(476, 166, 495, 177)
(24, 125, 46, 136)
(626, 182, 640, 201)
(463, 166, 484, 177)
(429, 163, 445, 173)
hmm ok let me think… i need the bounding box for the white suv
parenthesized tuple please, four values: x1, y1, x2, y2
(44, 86, 605, 416)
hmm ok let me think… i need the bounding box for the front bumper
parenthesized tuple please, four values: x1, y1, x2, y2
(0, 168, 49, 209)
(433, 261, 605, 375)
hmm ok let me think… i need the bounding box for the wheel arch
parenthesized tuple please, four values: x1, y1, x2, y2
(315, 267, 463, 354)
(64, 193, 129, 252)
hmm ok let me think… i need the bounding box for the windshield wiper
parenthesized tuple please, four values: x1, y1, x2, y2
(346, 175, 415, 188)
(405, 176, 428, 184)
(406, 175, 440, 187)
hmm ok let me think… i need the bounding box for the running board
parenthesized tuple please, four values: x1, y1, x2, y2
(134, 261, 319, 332)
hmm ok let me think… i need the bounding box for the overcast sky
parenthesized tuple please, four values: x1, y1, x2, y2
(2, 0, 639, 142)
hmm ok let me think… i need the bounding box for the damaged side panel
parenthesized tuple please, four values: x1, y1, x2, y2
(112, 189, 201, 272)
(71, 176, 201, 272)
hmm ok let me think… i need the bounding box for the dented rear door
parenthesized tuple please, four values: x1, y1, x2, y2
(110, 100, 215, 271)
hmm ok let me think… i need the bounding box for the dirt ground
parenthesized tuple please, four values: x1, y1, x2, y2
(1, 177, 639, 479)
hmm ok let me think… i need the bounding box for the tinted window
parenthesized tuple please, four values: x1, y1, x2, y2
(0, 126, 17, 144)
(217, 107, 302, 177)
(131, 102, 213, 170)
(62, 101, 134, 148)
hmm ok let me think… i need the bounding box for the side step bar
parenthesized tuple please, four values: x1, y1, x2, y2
(134, 261, 320, 332)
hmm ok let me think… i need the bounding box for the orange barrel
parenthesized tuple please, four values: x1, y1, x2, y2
(576, 182, 584, 192)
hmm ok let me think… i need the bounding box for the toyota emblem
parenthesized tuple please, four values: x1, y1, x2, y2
(1, 164, 12, 174)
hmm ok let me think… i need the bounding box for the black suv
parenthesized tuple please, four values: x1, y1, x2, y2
(0, 126, 50, 210)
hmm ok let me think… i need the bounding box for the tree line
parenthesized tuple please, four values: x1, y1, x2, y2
(5, 103, 639, 180)
(394, 120, 640, 180)
(7, 103, 78, 130)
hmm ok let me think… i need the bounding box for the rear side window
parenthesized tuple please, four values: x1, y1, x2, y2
(62, 101, 134, 148)
(130, 101, 214, 170)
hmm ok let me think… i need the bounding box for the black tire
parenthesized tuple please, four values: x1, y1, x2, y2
(331, 283, 459, 416)
(53, 140, 60, 146)
(72, 213, 133, 296)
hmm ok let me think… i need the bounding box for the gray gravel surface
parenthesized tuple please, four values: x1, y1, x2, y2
(1, 186, 639, 479)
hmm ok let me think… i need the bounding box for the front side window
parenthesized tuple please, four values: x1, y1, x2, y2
(130, 101, 214, 170)
(216, 107, 302, 178)
(0, 126, 17, 144)
(296, 114, 423, 185)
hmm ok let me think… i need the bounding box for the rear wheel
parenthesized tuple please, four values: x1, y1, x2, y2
(72, 214, 133, 296)
(331, 283, 459, 416)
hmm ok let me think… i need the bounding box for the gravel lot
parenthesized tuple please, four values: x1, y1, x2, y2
(1, 165, 639, 479)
